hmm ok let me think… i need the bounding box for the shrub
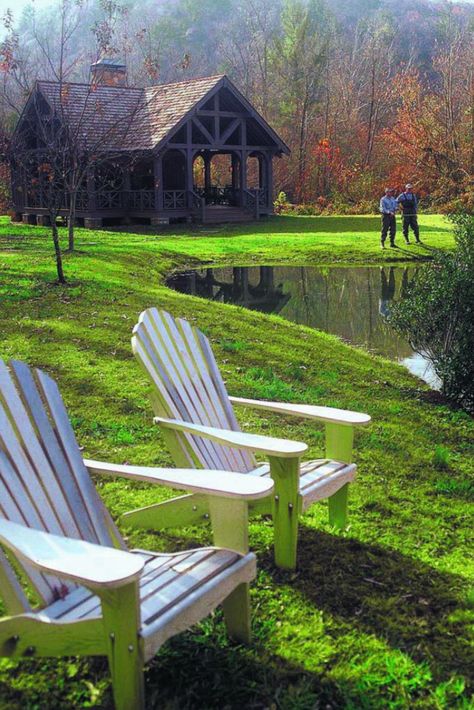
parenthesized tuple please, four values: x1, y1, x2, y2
(389, 214, 474, 411)
(273, 191, 290, 214)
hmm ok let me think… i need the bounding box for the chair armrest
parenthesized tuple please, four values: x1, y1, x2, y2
(84, 459, 274, 500)
(229, 397, 371, 427)
(153, 417, 308, 458)
(0, 519, 144, 590)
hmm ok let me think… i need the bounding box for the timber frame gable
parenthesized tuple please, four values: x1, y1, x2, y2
(11, 71, 289, 227)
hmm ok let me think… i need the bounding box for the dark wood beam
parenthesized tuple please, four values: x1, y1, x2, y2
(214, 92, 220, 141)
(220, 118, 241, 145)
(167, 143, 275, 152)
(196, 110, 248, 118)
(191, 117, 215, 145)
(186, 121, 193, 208)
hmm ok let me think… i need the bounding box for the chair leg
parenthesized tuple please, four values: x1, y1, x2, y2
(208, 497, 252, 643)
(222, 582, 251, 643)
(268, 456, 300, 570)
(325, 423, 354, 530)
(328, 483, 349, 529)
(100, 581, 145, 710)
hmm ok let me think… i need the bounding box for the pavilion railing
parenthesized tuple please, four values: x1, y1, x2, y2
(97, 190, 156, 210)
(194, 186, 238, 206)
(123, 190, 155, 210)
(163, 190, 187, 210)
(24, 189, 156, 212)
(97, 190, 123, 210)
(243, 188, 267, 218)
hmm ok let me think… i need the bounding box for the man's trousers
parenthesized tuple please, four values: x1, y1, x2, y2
(402, 214, 420, 242)
(381, 213, 396, 246)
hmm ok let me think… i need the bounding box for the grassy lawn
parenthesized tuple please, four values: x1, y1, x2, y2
(0, 214, 473, 709)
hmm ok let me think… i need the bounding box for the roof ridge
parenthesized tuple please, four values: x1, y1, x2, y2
(147, 74, 225, 91)
(37, 79, 144, 92)
(36, 74, 225, 93)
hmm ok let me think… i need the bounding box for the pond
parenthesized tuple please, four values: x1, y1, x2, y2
(167, 265, 440, 388)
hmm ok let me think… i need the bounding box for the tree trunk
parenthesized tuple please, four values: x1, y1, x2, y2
(67, 191, 76, 252)
(365, 60, 376, 168)
(51, 217, 66, 284)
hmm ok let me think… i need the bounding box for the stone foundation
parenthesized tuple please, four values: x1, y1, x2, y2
(84, 217, 103, 229)
(150, 216, 169, 226)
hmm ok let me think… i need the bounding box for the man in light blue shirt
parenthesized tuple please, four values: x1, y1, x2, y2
(379, 188, 398, 248)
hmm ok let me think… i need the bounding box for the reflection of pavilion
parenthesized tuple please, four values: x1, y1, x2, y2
(168, 266, 290, 313)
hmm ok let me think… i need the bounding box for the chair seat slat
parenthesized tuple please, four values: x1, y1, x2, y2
(142, 550, 238, 626)
(44, 548, 241, 629)
(250, 458, 355, 498)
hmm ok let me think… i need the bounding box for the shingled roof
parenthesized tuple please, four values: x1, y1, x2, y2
(33, 75, 226, 152)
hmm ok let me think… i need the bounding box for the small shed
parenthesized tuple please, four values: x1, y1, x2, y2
(11, 61, 289, 227)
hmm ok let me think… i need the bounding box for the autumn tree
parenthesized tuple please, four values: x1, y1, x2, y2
(271, 0, 334, 201)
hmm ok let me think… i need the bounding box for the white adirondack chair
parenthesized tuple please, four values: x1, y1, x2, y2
(0, 359, 274, 709)
(131, 308, 371, 570)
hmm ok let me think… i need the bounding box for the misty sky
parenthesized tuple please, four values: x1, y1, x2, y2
(1, 0, 474, 18)
(0, 0, 473, 34)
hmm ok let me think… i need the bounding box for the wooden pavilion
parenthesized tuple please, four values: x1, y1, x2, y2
(11, 61, 289, 227)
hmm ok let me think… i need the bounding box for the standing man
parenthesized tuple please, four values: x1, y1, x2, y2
(397, 183, 421, 244)
(379, 187, 398, 248)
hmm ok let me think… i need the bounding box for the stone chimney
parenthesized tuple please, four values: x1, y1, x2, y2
(90, 58, 127, 87)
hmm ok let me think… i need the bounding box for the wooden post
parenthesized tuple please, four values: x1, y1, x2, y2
(204, 152, 211, 197)
(186, 123, 194, 209)
(86, 166, 96, 212)
(100, 581, 145, 710)
(258, 155, 264, 189)
(214, 91, 220, 141)
(325, 423, 354, 529)
(123, 165, 131, 211)
(239, 119, 247, 207)
(267, 155, 273, 211)
(208, 497, 251, 643)
(153, 155, 163, 212)
(269, 456, 300, 570)
(231, 153, 239, 205)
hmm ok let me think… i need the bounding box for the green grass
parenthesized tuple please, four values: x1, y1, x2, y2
(0, 214, 473, 709)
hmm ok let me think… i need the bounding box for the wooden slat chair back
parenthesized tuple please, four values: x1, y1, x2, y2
(132, 307, 255, 473)
(0, 359, 124, 607)
(0, 359, 261, 708)
(131, 307, 370, 571)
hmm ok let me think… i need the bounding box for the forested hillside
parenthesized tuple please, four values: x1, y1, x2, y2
(1, 0, 473, 209)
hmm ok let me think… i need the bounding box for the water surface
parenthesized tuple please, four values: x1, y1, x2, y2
(167, 265, 439, 388)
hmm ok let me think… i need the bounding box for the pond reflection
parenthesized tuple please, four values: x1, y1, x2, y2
(167, 265, 440, 388)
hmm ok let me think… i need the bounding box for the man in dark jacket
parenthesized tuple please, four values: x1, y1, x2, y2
(397, 183, 421, 244)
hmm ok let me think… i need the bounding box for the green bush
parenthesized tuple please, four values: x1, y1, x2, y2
(273, 191, 290, 214)
(389, 214, 474, 411)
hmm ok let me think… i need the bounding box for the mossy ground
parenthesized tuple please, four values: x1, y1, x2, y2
(0, 214, 472, 709)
